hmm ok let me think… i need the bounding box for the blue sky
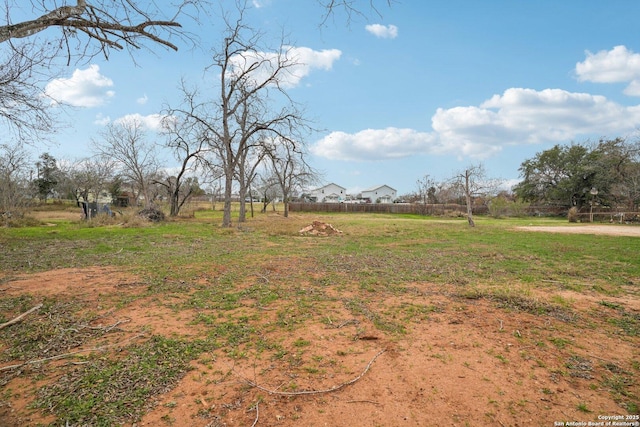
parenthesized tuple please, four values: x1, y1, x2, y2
(31, 0, 640, 196)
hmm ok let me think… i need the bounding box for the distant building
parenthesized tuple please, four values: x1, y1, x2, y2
(310, 183, 346, 203)
(361, 185, 397, 203)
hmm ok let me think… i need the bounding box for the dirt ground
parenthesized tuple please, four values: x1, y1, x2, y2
(1, 223, 638, 426)
(1, 271, 638, 426)
(517, 224, 640, 237)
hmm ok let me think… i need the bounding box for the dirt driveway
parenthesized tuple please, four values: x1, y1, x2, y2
(517, 224, 640, 237)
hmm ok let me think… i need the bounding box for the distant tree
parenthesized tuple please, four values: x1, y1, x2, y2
(59, 155, 116, 204)
(590, 138, 640, 211)
(416, 174, 438, 214)
(451, 164, 501, 227)
(156, 111, 211, 216)
(514, 144, 593, 208)
(514, 138, 640, 210)
(108, 175, 126, 206)
(256, 174, 281, 213)
(237, 140, 269, 220)
(265, 136, 318, 218)
(92, 119, 159, 208)
(0, 142, 33, 218)
(416, 175, 436, 204)
(613, 161, 640, 211)
(33, 153, 59, 202)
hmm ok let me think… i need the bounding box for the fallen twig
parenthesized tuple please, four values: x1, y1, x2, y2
(242, 349, 385, 396)
(65, 319, 130, 334)
(346, 399, 380, 405)
(0, 303, 43, 330)
(0, 333, 146, 371)
(336, 319, 359, 329)
(250, 402, 259, 427)
(590, 354, 617, 364)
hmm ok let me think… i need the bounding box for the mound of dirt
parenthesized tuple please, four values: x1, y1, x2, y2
(299, 220, 342, 236)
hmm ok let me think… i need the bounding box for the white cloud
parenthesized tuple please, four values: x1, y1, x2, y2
(575, 45, 640, 96)
(312, 88, 640, 161)
(435, 88, 640, 154)
(45, 64, 115, 107)
(625, 80, 640, 97)
(93, 113, 111, 126)
(114, 113, 166, 132)
(137, 94, 149, 105)
(365, 24, 398, 39)
(311, 128, 439, 161)
(228, 46, 341, 89)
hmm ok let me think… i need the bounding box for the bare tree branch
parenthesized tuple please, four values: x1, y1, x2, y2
(0, 1, 192, 53)
(241, 349, 385, 396)
(0, 303, 43, 330)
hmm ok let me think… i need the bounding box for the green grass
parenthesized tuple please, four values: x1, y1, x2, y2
(1, 210, 639, 423)
(32, 336, 205, 426)
(2, 213, 639, 292)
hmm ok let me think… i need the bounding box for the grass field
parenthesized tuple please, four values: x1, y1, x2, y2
(1, 206, 638, 426)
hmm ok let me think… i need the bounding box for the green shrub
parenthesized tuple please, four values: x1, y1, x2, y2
(567, 207, 579, 223)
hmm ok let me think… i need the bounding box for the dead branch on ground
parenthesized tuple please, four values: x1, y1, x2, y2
(241, 349, 385, 396)
(65, 318, 130, 334)
(0, 303, 43, 330)
(0, 332, 146, 371)
(250, 402, 259, 427)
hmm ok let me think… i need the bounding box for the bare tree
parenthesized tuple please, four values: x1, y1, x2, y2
(318, 0, 393, 27)
(0, 1, 204, 140)
(0, 0, 386, 49)
(451, 164, 501, 227)
(0, 0, 390, 140)
(0, 1, 199, 55)
(415, 174, 437, 214)
(58, 155, 116, 205)
(265, 136, 318, 218)
(214, 7, 310, 227)
(0, 142, 33, 218)
(156, 112, 211, 216)
(237, 139, 269, 221)
(92, 118, 159, 208)
(0, 43, 58, 139)
(169, 3, 310, 227)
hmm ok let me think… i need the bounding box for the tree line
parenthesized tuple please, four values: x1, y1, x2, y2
(513, 138, 640, 212)
(2, 2, 638, 227)
(5, 136, 639, 227)
(403, 137, 640, 225)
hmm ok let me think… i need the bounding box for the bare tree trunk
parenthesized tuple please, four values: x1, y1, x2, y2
(465, 170, 475, 227)
(222, 172, 233, 227)
(238, 168, 247, 223)
(170, 190, 179, 217)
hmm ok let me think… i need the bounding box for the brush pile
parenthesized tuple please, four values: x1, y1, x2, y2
(298, 221, 342, 236)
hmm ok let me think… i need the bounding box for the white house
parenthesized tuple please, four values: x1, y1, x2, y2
(310, 183, 346, 203)
(361, 185, 397, 203)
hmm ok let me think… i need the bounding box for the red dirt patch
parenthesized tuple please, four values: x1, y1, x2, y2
(1, 267, 638, 426)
